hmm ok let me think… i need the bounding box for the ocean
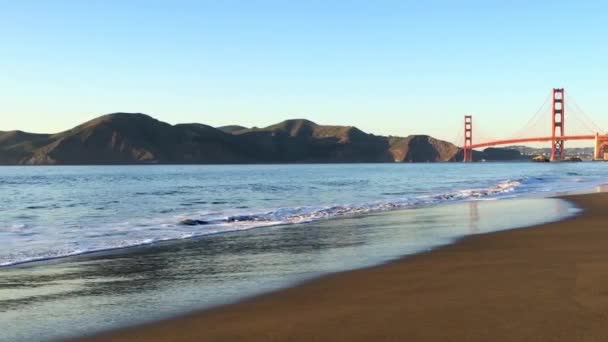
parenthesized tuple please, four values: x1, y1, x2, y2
(0, 163, 605, 341)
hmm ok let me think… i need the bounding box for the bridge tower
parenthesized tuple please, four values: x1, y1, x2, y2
(594, 133, 608, 160)
(550, 88, 565, 161)
(463, 115, 473, 162)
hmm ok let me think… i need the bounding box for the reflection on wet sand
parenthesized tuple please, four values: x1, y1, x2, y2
(468, 201, 479, 234)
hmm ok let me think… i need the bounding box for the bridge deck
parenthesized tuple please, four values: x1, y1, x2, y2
(465, 135, 602, 149)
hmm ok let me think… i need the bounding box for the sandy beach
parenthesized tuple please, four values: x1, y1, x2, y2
(78, 192, 608, 342)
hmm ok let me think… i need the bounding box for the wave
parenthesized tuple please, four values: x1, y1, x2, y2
(185, 179, 523, 227)
(1, 179, 524, 267)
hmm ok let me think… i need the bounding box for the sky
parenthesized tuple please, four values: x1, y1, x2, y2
(2, 0, 608, 144)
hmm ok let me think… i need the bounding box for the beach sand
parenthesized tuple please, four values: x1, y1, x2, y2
(79, 192, 608, 342)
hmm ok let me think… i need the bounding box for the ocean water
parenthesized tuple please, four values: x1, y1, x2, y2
(0, 163, 605, 341)
(1, 163, 605, 267)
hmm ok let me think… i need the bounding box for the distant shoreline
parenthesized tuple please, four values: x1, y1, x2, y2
(0, 160, 534, 166)
(3, 159, 596, 167)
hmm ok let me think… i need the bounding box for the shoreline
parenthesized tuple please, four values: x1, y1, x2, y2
(0, 183, 542, 269)
(76, 191, 608, 341)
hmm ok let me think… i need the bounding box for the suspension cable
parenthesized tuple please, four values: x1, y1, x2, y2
(508, 91, 552, 139)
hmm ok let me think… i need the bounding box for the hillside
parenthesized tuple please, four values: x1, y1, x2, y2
(388, 135, 460, 162)
(0, 113, 503, 165)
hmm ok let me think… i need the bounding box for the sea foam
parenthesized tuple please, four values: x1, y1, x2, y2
(1, 178, 524, 267)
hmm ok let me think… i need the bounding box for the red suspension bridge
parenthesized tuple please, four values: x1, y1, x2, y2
(460, 88, 608, 162)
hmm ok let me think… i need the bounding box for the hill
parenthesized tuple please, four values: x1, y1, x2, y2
(0, 113, 503, 165)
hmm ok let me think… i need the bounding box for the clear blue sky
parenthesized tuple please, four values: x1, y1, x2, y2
(2, 0, 607, 143)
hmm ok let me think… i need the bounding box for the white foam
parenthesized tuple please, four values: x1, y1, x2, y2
(0, 178, 529, 267)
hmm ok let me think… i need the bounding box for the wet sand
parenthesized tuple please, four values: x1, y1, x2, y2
(79, 192, 608, 342)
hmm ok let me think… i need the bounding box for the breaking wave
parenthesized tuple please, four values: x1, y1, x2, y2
(1, 179, 524, 267)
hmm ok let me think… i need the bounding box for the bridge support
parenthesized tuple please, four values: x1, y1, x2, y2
(550, 88, 565, 161)
(463, 115, 473, 162)
(595, 133, 600, 160)
(594, 133, 608, 160)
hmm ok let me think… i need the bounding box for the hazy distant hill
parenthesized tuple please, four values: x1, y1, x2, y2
(480, 147, 527, 161)
(0, 113, 520, 165)
(505, 145, 594, 159)
(216, 125, 248, 134)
